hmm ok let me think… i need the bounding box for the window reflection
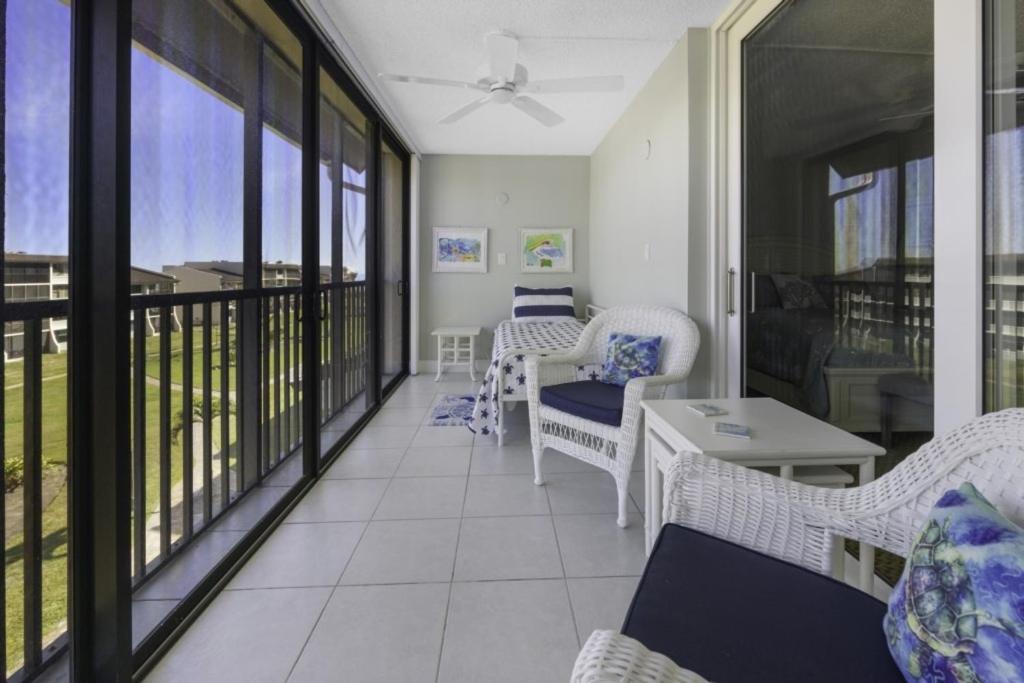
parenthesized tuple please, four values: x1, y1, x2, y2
(984, 0, 1024, 410)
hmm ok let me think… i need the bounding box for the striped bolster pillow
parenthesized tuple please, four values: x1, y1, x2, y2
(512, 286, 575, 322)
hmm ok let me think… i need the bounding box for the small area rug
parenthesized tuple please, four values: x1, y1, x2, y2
(429, 394, 476, 426)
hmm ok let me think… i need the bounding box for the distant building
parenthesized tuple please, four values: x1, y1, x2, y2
(131, 266, 181, 336)
(4, 253, 70, 358)
(3, 253, 180, 359)
(164, 261, 325, 325)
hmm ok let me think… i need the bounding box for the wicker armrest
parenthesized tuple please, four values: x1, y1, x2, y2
(524, 354, 582, 392)
(664, 453, 843, 575)
(571, 630, 710, 683)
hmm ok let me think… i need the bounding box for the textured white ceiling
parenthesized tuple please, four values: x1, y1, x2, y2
(302, 0, 729, 155)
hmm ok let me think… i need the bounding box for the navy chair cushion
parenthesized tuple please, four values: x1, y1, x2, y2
(623, 524, 903, 683)
(539, 380, 625, 427)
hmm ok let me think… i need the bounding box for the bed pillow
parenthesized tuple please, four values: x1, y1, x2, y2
(512, 286, 575, 322)
(770, 274, 828, 310)
(883, 482, 1024, 682)
(602, 333, 662, 386)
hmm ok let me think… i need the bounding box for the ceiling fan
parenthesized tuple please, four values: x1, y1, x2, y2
(379, 32, 624, 127)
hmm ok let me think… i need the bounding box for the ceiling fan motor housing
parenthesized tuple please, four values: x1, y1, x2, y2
(475, 63, 529, 90)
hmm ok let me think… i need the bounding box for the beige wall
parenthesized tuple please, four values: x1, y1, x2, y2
(588, 29, 711, 396)
(418, 155, 590, 362)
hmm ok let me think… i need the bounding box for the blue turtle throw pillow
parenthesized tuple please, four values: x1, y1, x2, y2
(884, 482, 1024, 682)
(602, 333, 662, 386)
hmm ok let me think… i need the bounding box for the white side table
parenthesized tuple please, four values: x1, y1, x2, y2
(642, 397, 885, 592)
(431, 327, 482, 381)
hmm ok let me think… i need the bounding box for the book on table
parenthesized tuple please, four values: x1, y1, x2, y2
(713, 422, 752, 439)
(687, 403, 729, 417)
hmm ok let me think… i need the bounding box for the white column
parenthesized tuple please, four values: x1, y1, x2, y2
(933, 0, 984, 432)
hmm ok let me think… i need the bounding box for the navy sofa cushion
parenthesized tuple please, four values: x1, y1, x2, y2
(623, 524, 903, 683)
(539, 380, 625, 427)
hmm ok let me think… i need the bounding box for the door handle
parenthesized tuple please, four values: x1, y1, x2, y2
(727, 268, 737, 317)
(397, 280, 406, 296)
(750, 271, 757, 314)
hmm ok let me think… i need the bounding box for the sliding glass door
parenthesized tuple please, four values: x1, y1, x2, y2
(984, 0, 1024, 411)
(742, 0, 935, 455)
(128, 0, 307, 652)
(379, 136, 408, 395)
(318, 66, 374, 457)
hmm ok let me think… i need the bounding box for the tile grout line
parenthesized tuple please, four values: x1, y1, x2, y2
(433, 447, 473, 683)
(280, 514, 376, 681)
(282, 432, 409, 683)
(544, 481, 583, 650)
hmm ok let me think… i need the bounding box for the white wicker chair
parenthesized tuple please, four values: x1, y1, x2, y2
(665, 408, 1024, 575)
(570, 409, 1024, 682)
(571, 630, 709, 683)
(525, 305, 700, 528)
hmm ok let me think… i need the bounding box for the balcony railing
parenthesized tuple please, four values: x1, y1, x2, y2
(319, 282, 369, 427)
(0, 279, 369, 679)
(128, 287, 305, 581)
(2, 298, 71, 679)
(986, 276, 1024, 410)
(832, 276, 934, 374)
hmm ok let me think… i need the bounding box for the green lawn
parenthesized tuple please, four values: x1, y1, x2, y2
(143, 319, 238, 395)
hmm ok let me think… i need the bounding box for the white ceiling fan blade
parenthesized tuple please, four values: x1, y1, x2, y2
(379, 74, 486, 91)
(520, 75, 624, 94)
(487, 32, 519, 83)
(510, 96, 564, 127)
(439, 95, 494, 124)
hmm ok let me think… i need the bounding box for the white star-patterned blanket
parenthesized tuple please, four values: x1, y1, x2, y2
(467, 319, 589, 438)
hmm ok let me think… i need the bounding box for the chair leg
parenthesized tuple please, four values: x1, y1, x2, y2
(616, 476, 630, 528)
(533, 446, 544, 486)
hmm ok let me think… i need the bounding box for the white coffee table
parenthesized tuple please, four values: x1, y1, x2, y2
(431, 326, 482, 381)
(641, 397, 885, 591)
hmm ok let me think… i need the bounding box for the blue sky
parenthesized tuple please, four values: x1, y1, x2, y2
(6, 0, 366, 278)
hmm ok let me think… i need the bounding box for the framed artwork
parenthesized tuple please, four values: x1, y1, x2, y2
(432, 227, 488, 273)
(520, 228, 573, 273)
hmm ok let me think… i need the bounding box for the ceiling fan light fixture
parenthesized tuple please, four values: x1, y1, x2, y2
(490, 84, 516, 104)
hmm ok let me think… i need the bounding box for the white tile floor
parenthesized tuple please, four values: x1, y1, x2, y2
(145, 373, 646, 683)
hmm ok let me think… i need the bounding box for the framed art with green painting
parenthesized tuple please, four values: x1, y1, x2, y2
(520, 228, 573, 273)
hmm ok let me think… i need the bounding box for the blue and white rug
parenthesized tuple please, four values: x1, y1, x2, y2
(429, 394, 476, 426)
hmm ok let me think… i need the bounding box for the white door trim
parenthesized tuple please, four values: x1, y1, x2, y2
(707, 0, 786, 398)
(933, 0, 984, 430)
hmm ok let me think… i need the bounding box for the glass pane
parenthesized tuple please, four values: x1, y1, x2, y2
(3, 0, 72, 673)
(984, 0, 1024, 411)
(3, 0, 73, 672)
(130, 0, 304, 649)
(744, 0, 934, 582)
(380, 140, 405, 389)
(262, 44, 303, 287)
(319, 68, 371, 455)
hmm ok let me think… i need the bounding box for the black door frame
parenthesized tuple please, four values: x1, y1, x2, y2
(379, 125, 412, 398)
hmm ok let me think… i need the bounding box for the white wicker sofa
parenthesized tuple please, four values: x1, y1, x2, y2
(526, 305, 700, 528)
(571, 409, 1024, 682)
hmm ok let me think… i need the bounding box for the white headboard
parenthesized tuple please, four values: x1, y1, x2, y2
(585, 304, 606, 322)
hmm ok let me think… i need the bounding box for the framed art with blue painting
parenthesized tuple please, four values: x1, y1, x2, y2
(433, 226, 488, 273)
(520, 227, 573, 273)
